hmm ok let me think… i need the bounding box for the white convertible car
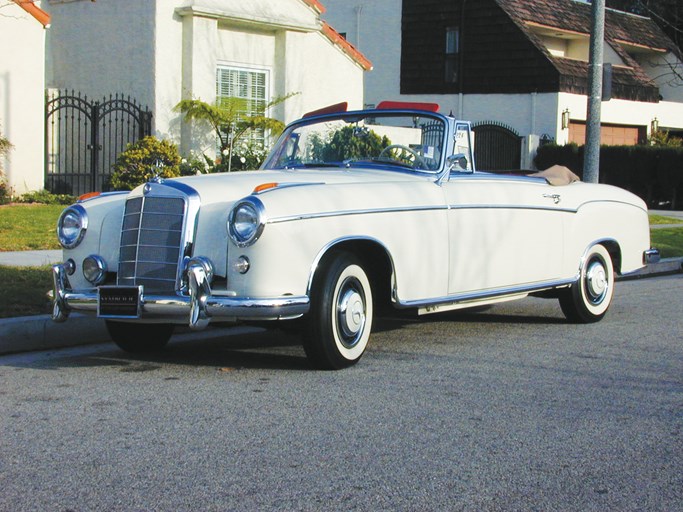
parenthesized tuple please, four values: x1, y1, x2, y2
(51, 102, 659, 369)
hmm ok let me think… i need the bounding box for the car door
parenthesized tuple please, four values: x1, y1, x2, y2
(442, 174, 568, 295)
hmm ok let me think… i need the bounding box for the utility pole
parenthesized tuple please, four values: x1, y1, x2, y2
(583, 0, 605, 184)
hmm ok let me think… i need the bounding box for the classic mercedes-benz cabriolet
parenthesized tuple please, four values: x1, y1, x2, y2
(51, 101, 659, 369)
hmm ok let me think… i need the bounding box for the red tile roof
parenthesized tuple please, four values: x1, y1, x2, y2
(11, 0, 51, 28)
(302, 0, 371, 70)
(321, 22, 373, 71)
(302, 0, 326, 15)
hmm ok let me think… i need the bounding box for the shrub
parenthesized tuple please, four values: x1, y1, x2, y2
(18, 189, 76, 205)
(535, 143, 683, 209)
(0, 173, 12, 205)
(0, 127, 13, 204)
(0, 127, 12, 171)
(179, 153, 209, 176)
(108, 136, 182, 190)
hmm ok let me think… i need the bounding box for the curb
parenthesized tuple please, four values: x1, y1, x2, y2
(617, 257, 683, 280)
(0, 313, 110, 355)
(0, 259, 681, 357)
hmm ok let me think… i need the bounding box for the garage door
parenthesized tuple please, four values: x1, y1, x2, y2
(569, 121, 646, 145)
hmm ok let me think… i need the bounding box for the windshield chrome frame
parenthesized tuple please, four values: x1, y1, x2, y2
(262, 108, 456, 178)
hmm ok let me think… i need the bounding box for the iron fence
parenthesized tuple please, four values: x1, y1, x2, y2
(45, 90, 152, 195)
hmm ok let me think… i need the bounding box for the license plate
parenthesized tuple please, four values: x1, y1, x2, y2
(98, 286, 142, 318)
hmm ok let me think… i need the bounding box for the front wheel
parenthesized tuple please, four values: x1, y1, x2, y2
(106, 321, 175, 353)
(559, 244, 615, 323)
(303, 252, 373, 370)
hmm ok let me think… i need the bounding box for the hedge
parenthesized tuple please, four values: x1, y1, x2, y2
(534, 143, 683, 210)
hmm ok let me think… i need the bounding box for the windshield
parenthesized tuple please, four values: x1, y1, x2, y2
(264, 113, 447, 173)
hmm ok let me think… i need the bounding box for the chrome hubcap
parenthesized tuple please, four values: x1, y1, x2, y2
(337, 278, 366, 349)
(585, 259, 608, 304)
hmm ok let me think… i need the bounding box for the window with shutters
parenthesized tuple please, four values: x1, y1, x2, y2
(216, 66, 269, 147)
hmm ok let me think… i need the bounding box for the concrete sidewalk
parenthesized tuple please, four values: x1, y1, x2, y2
(0, 250, 62, 267)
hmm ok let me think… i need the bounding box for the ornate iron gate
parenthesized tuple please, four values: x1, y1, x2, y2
(472, 121, 522, 171)
(45, 90, 152, 195)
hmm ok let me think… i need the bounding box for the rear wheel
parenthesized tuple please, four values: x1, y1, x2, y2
(560, 244, 615, 323)
(303, 252, 373, 370)
(106, 321, 174, 353)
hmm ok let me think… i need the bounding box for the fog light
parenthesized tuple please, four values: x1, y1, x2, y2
(233, 256, 250, 274)
(64, 259, 76, 276)
(83, 255, 107, 285)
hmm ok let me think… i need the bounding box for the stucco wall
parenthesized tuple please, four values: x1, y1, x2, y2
(277, 30, 365, 122)
(637, 52, 683, 104)
(558, 92, 683, 141)
(43, 0, 366, 165)
(321, 0, 401, 107)
(45, 0, 156, 110)
(0, 2, 46, 194)
(168, 1, 366, 159)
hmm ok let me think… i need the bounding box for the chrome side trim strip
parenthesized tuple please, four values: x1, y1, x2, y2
(447, 204, 577, 214)
(269, 205, 449, 224)
(269, 202, 575, 224)
(448, 173, 546, 184)
(396, 277, 577, 311)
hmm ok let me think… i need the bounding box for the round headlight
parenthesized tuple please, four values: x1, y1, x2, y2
(228, 198, 266, 247)
(57, 205, 88, 249)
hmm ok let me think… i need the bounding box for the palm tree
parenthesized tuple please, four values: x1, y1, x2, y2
(174, 93, 296, 171)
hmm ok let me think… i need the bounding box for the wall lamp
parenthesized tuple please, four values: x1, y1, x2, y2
(651, 117, 659, 133)
(561, 109, 571, 130)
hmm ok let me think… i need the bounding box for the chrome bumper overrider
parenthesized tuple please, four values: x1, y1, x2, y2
(644, 248, 661, 265)
(50, 261, 310, 329)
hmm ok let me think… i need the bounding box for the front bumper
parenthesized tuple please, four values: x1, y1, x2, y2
(50, 261, 310, 329)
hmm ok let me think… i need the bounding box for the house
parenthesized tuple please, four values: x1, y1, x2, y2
(323, 0, 683, 170)
(0, 0, 50, 196)
(42, 0, 371, 194)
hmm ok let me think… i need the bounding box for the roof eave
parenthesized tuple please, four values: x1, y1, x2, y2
(321, 22, 373, 71)
(12, 0, 51, 28)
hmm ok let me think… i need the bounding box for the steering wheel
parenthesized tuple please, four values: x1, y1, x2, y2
(378, 144, 428, 169)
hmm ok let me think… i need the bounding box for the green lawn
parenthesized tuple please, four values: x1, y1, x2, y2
(650, 228, 683, 259)
(0, 204, 64, 251)
(0, 265, 53, 318)
(649, 214, 683, 225)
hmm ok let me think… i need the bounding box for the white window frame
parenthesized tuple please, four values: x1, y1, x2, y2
(216, 63, 272, 148)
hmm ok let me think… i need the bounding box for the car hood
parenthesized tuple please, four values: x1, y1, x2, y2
(168, 168, 431, 205)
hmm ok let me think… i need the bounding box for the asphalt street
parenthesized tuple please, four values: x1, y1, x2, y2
(0, 274, 681, 511)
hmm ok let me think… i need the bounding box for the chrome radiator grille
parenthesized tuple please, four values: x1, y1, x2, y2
(117, 195, 186, 293)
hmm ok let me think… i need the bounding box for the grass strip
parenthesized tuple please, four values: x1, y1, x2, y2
(649, 214, 683, 225)
(0, 204, 64, 251)
(650, 228, 683, 259)
(0, 265, 53, 318)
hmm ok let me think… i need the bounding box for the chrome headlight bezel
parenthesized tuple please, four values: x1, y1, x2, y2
(228, 197, 266, 248)
(57, 205, 88, 249)
(82, 254, 107, 285)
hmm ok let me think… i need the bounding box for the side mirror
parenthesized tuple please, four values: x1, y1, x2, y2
(446, 153, 470, 172)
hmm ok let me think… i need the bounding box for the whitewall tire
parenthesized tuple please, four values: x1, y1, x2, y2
(304, 252, 373, 370)
(560, 244, 615, 323)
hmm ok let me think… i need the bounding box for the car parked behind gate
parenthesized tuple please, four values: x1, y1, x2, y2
(50, 101, 659, 369)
